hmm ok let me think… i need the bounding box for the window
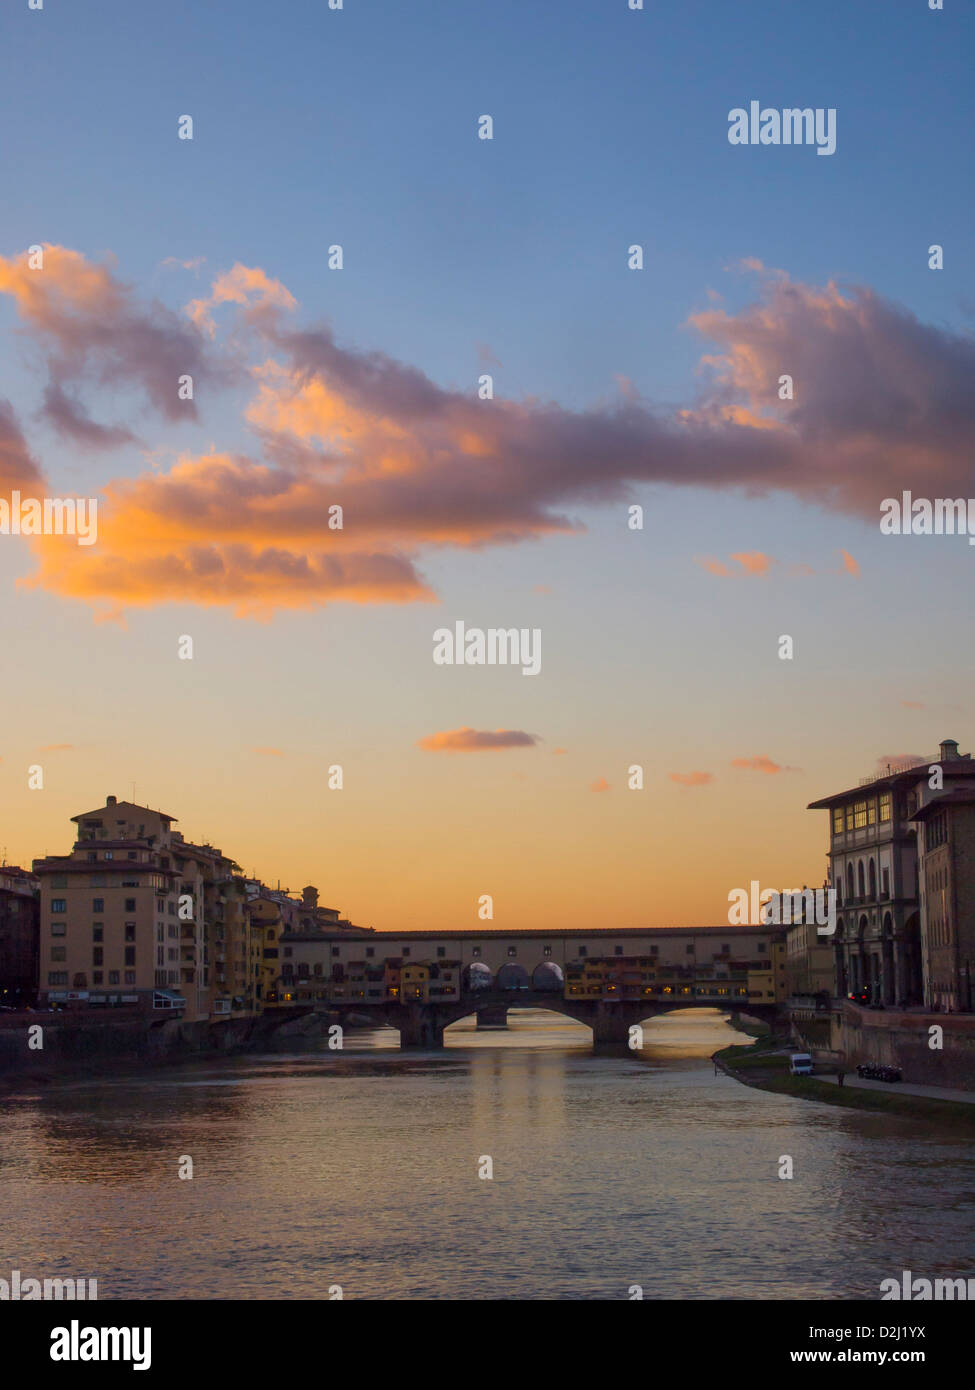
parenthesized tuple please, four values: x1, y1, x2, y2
(104, 851, 113, 861)
(685, 944, 694, 955)
(845, 806, 854, 831)
(437, 946, 446, 958)
(331, 947, 339, 957)
(92, 925, 103, 941)
(51, 898, 66, 913)
(122, 879, 138, 888)
(402, 948, 411, 958)
(124, 898, 136, 912)
(93, 948, 103, 966)
(507, 946, 516, 957)
(882, 868, 890, 897)
(854, 801, 868, 828)
(92, 972, 103, 985)
(48, 972, 68, 985)
(124, 947, 136, 966)
(615, 945, 623, 956)
(51, 922, 66, 937)
(168, 924, 177, 938)
(128, 851, 137, 860)
(650, 945, 659, 956)
(879, 792, 892, 822)
(832, 807, 844, 834)
(868, 800, 877, 826)
(91, 875, 106, 888)
(51, 946, 66, 962)
(109, 971, 119, 985)
(51, 875, 67, 889)
(92, 898, 104, 913)
(472, 946, 481, 958)
(87, 852, 97, 863)
(543, 945, 552, 957)
(124, 971, 136, 985)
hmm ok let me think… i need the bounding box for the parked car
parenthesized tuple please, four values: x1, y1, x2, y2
(789, 1052, 814, 1076)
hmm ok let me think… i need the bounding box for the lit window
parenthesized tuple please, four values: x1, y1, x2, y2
(867, 800, 877, 826)
(854, 801, 867, 828)
(879, 793, 892, 822)
(833, 808, 844, 834)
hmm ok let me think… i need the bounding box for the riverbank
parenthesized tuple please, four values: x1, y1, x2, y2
(713, 1040, 975, 1129)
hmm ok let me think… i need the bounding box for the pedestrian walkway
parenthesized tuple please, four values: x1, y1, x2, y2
(818, 1073, 975, 1104)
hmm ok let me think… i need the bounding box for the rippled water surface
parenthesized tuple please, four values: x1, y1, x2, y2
(1, 1009, 971, 1299)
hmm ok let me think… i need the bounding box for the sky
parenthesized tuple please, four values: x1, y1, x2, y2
(0, 0, 972, 931)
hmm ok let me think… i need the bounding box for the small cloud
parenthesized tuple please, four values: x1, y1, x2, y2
(251, 746, 284, 757)
(840, 549, 860, 577)
(39, 743, 74, 752)
(533, 584, 552, 595)
(669, 771, 713, 787)
(417, 727, 540, 752)
(590, 777, 610, 793)
(730, 754, 800, 775)
(476, 343, 502, 368)
(696, 553, 775, 577)
(901, 700, 925, 710)
(730, 551, 774, 576)
(161, 256, 206, 274)
(552, 747, 568, 756)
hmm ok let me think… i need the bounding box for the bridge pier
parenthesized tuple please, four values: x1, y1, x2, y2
(589, 1004, 638, 1056)
(397, 1005, 445, 1050)
(476, 1005, 508, 1030)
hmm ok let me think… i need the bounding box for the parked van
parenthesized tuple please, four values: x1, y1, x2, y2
(789, 1052, 813, 1076)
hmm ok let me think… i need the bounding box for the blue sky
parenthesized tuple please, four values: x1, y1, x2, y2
(0, 0, 971, 928)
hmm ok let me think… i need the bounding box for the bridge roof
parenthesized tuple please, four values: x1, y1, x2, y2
(279, 925, 781, 943)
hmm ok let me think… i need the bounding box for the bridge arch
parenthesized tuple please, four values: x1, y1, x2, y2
(531, 962, 564, 992)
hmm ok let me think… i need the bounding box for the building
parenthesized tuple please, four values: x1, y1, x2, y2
(809, 738, 975, 1010)
(760, 889, 834, 998)
(0, 866, 40, 1008)
(31, 795, 261, 1022)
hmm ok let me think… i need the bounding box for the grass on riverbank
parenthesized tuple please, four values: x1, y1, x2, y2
(714, 1044, 975, 1128)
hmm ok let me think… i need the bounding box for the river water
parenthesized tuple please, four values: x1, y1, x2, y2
(1, 1009, 971, 1300)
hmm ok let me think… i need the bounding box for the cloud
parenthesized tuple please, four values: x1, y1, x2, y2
(0, 400, 46, 491)
(251, 746, 284, 757)
(840, 549, 860, 577)
(696, 552, 775, 577)
(41, 382, 138, 450)
(730, 755, 800, 775)
(876, 753, 929, 773)
(0, 244, 220, 433)
(417, 727, 540, 752)
(669, 771, 713, 787)
(38, 743, 74, 752)
(552, 747, 568, 755)
(161, 256, 206, 273)
(590, 776, 610, 792)
(186, 263, 296, 337)
(8, 250, 974, 615)
(901, 700, 925, 710)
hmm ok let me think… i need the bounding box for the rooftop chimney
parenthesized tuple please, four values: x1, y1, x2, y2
(106, 795, 117, 806)
(939, 739, 960, 762)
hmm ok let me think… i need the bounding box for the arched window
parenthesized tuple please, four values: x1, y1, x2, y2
(868, 860, 877, 900)
(847, 863, 855, 900)
(857, 861, 865, 898)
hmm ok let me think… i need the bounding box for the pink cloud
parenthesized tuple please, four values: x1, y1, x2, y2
(417, 727, 540, 752)
(730, 755, 800, 775)
(669, 771, 713, 787)
(590, 777, 610, 792)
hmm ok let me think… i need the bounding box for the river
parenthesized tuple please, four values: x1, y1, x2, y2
(1, 1009, 971, 1300)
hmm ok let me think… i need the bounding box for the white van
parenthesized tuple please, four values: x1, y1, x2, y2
(789, 1052, 813, 1076)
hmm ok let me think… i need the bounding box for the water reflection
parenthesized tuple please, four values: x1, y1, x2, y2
(0, 1009, 970, 1300)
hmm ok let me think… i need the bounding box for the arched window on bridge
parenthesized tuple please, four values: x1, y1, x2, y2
(463, 962, 493, 992)
(496, 963, 530, 991)
(531, 962, 564, 992)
